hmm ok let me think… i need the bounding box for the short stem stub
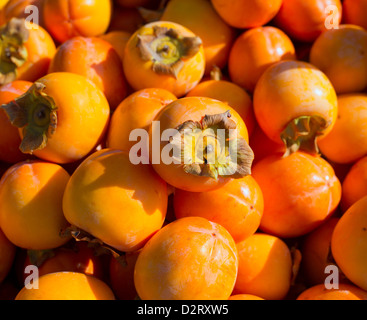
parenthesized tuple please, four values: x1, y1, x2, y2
(1, 82, 57, 154)
(280, 115, 328, 157)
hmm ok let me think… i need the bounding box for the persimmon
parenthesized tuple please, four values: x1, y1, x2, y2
(253, 60, 338, 155)
(228, 26, 296, 93)
(134, 216, 238, 300)
(123, 21, 205, 97)
(160, 0, 235, 74)
(48, 36, 127, 110)
(233, 233, 293, 300)
(0, 227, 16, 284)
(0, 18, 56, 85)
(252, 152, 341, 238)
(109, 251, 139, 300)
(341, 156, 367, 211)
(62, 149, 168, 253)
(1, 72, 110, 164)
(274, 0, 342, 42)
(186, 75, 256, 137)
(342, 0, 367, 30)
(15, 271, 115, 300)
(331, 196, 367, 291)
(2, 0, 44, 26)
(300, 217, 340, 286)
(150, 96, 254, 192)
(318, 94, 367, 164)
(310, 25, 367, 94)
(0, 80, 32, 163)
(0, 160, 71, 250)
(108, 6, 144, 34)
(228, 294, 264, 300)
(297, 283, 367, 300)
(173, 175, 264, 243)
(210, 0, 282, 29)
(106, 88, 177, 153)
(99, 30, 132, 62)
(43, 0, 112, 44)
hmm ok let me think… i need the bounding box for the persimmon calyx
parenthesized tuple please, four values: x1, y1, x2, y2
(137, 25, 202, 79)
(281, 115, 328, 157)
(169, 110, 254, 180)
(0, 18, 29, 85)
(1, 82, 57, 154)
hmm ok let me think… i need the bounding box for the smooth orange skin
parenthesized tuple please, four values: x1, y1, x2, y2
(24, 72, 110, 164)
(109, 251, 139, 300)
(173, 176, 264, 243)
(48, 36, 127, 110)
(331, 196, 367, 291)
(252, 152, 341, 238)
(228, 26, 296, 93)
(0, 228, 16, 284)
(0, 80, 32, 163)
(297, 283, 367, 300)
(253, 60, 338, 144)
(62, 149, 168, 253)
(274, 0, 342, 42)
(15, 272, 115, 300)
(99, 30, 132, 62)
(310, 25, 367, 94)
(107, 88, 177, 152)
(160, 0, 236, 74)
(0, 161, 71, 250)
(300, 217, 340, 286)
(234, 233, 293, 300)
(123, 21, 206, 98)
(134, 217, 238, 300)
(228, 294, 264, 300)
(43, 0, 112, 44)
(186, 79, 256, 137)
(2, 0, 45, 26)
(151, 97, 250, 193)
(318, 94, 367, 164)
(341, 156, 367, 211)
(211, 0, 282, 29)
(342, 0, 367, 30)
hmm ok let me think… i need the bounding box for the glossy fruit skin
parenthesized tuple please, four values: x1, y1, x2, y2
(151, 96, 250, 193)
(43, 0, 112, 44)
(107, 88, 177, 152)
(318, 94, 367, 164)
(15, 272, 115, 300)
(211, 0, 282, 29)
(186, 79, 255, 137)
(48, 36, 127, 110)
(123, 21, 205, 98)
(173, 175, 264, 243)
(27, 72, 110, 164)
(310, 25, 367, 94)
(160, 0, 235, 74)
(99, 30, 131, 62)
(331, 196, 367, 291)
(252, 152, 341, 238)
(233, 233, 293, 300)
(0, 161, 71, 250)
(228, 294, 264, 300)
(228, 26, 296, 93)
(253, 60, 338, 145)
(0, 80, 32, 163)
(0, 228, 16, 284)
(297, 283, 367, 300)
(342, 0, 367, 30)
(300, 217, 340, 286)
(341, 156, 367, 211)
(62, 149, 168, 253)
(274, 0, 342, 42)
(134, 216, 238, 300)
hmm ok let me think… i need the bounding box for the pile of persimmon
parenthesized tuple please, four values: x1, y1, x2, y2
(0, 0, 367, 302)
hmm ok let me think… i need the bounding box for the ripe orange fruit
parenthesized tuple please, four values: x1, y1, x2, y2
(1, 0, 45, 27)
(342, 0, 367, 30)
(134, 216, 238, 300)
(99, 30, 132, 62)
(228, 294, 264, 300)
(297, 283, 367, 300)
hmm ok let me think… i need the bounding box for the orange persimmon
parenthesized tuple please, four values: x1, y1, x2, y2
(123, 21, 205, 97)
(251, 152, 341, 238)
(134, 216, 238, 300)
(0, 227, 16, 284)
(99, 30, 132, 62)
(342, 0, 367, 30)
(297, 283, 367, 300)
(108, 6, 144, 34)
(228, 294, 264, 300)
(1, 0, 45, 26)
(228, 26, 296, 93)
(48, 36, 127, 110)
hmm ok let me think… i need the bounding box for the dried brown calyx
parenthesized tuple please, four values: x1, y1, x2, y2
(137, 25, 202, 79)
